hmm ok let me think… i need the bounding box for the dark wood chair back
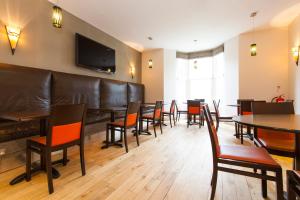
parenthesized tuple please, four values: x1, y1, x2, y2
(239, 99, 254, 115)
(252, 102, 294, 115)
(153, 101, 163, 120)
(47, 104, 86, 147)
(194, 99, 205, 103)
(169, 100, 176, 114)
(125, 102, 140, 127)
(203, 105, 220, 158)
(213, 100, 220, 119)
(187, 100, 201, 115)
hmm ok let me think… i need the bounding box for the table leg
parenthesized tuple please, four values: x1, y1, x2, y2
(295, 131, 300, 170)
(101, 111, 123, 148)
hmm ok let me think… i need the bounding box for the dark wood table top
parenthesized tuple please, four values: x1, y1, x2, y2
(227, 104, 240, 107)
(0, 110, 50, 122)
(90, 106, 127, 113)
(233, 114, 300, 133)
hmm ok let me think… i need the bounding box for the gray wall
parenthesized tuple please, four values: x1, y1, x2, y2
(0, 0, 141, 83)
(0, 0, 141, 173)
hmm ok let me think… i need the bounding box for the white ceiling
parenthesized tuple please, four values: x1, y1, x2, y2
(49, 0, 300, 52)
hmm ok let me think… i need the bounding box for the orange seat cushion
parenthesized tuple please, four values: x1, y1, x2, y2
(31, 136, 46, 145)
(242, 111, 252, 115)
(257, 128, 295, 152)
(142, 114, 153, 119)
(219, 145, 279, 166)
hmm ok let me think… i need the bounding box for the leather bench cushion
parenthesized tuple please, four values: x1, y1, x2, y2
(0, 64, 51, 113)
(52, 72, 100, 109)
(128, 83, 144, 103)
(101, 79, 127, 107)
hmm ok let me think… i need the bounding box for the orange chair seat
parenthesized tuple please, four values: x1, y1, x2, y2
(257, 129, 294, 152)
(109, 120, 125, 126)
(142, 114, 154, 119)
(219, 145, 279, 167)
(30, 136, 46, 145)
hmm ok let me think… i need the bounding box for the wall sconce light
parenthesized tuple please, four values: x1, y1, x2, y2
(5, 26, 21, 55)
(148, 59, 153, 68)
(250, 43, 257, 56)
(52, 5, 63, 28)
(292, 46, 300, 66)
(130, 66, 135, 79)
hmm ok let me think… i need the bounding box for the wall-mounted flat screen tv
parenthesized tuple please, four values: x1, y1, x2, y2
(75, 33, 116, 73)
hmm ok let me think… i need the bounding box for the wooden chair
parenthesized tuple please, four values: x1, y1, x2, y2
(211, 99, 220, 116)
(140, 101, 163, 137)
(162, 100, 176, 128)
(106, 102, 140, 153)
(203, 105, 284, 200)
(176, 104, 187, 122)
(238, 99, 255, 144)
(252, 102, 296, 168)
(187, 100, 203, 128)
(26, 104, 86, 194)
(287, 170, 300, 200)
(212, 100, 232, 131)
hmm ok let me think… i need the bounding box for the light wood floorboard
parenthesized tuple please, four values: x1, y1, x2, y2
(0, 121, 293, 200)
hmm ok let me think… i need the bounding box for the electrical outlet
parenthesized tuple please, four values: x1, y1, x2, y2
(0, 148, 6, 157)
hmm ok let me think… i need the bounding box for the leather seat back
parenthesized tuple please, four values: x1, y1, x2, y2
(0, 64, 51, 113)
(128, 83, 144, 103)
(52, 72, 100, 109)
(101, 79, 127, 107)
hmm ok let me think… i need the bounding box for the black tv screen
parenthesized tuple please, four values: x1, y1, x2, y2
(75, 33, 116, 73)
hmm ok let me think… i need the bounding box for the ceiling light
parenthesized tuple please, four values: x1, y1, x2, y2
(147, 37, 153, 41)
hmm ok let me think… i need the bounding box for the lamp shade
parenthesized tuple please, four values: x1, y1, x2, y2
(5, 26, 21, 55)
(250, 43, 257, 56)
(52, 6, 62, 28)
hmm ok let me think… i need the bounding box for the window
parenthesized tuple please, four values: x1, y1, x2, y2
(175, 53, 225, 105)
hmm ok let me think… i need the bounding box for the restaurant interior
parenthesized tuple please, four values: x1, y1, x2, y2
(1, 0, 300, 199)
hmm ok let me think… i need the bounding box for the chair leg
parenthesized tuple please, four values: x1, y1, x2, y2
(146, 119, 149, 131)
(105, 124, 109, 147)
(287, 170, 296, 200)
(210, 167, 218, 200)
(169, 114, 172, 128)
(173, 113, 176, 126)
(199, 114, 201, 128)
(26, 141, 32, 181)
(187, 115, 189, 128)
(80, 144, 86, 176)
(153, 122, 157, 138)
(240, 125, 244, 144)
(45, 150, 54, 194)
(124, 129, 128, 153)
(261, 170, 267, 198)
(276, 169, 284, 200)
(62, 148, 67, 166)
(135, 126, 140, 146)
(159, 121, 163, 134)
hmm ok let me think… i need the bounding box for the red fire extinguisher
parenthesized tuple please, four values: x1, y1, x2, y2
(271, 95, 285, 103)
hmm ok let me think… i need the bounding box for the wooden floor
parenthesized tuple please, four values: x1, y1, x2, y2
(0, 121, 293, 200)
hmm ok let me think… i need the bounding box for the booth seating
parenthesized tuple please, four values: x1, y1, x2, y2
(0, 63, 144, 143)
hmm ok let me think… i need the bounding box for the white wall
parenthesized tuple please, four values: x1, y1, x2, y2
(239, 28, 289, 101)
(288, 14, 300, 114)
(163, 49, 177, 104)
(141, 49, 164, 102)
(223, 37, 239, 116)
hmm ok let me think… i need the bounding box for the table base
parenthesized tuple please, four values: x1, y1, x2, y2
(9, 158, 69, 185)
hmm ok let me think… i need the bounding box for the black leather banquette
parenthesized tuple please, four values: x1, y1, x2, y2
(0, 63, 144, 143)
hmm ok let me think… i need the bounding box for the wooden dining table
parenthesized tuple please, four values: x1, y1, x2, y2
(233, 114, 300, 169)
